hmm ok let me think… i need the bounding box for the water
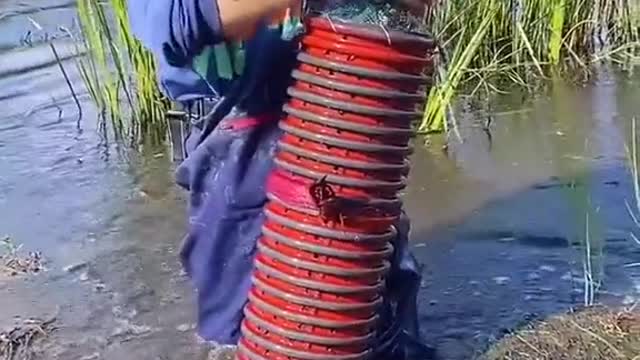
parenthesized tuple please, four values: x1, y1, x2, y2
(1, 2, 639, 359)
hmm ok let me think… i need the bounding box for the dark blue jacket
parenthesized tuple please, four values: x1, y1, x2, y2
(127, 0, 222, 101)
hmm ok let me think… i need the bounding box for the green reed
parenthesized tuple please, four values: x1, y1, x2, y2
(421, 0, 640, 133)
(75, 1, 640, 139)
(75, 0, 169, 145)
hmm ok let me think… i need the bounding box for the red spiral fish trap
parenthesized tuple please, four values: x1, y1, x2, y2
(237, 17, 435, 360)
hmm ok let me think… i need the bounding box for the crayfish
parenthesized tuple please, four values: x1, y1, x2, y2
(309, 175, 370, 226)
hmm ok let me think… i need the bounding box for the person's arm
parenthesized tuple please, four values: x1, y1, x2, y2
(218, 0, 300, 40)
(128, 0, 298, 68)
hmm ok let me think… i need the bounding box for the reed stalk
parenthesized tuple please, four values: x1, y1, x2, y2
(422, 0, 640, 133)
(75, 0, 169, 145)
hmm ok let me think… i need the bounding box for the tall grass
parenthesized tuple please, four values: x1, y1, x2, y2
(75, 0, 169, 145)
(421, 0, 640, 133)
(75, 1, 640, 139)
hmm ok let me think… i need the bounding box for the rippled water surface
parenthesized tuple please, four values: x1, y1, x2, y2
(1, 2, 639, 359)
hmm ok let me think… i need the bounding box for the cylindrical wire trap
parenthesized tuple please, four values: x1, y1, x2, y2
(236, 13, 436, 360)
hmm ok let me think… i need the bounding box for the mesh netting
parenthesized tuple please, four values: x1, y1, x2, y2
(307, 0, 429, 34)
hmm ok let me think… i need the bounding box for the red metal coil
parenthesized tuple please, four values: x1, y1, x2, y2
(291, 70, 423, 111)
(274, 156, 406, 193)
(262, 221, 393, 259)
(287, 88, 421, 121)
(296, 52, 429, 89)
(238, 325, 373, 360)
(265, 167, 403, 218)
(285, 105, 414, 140)
(255, 252, 384, 290)
(287, 98, 413, 133)
(304, 31, 428, 62)
(265, 170, 402, 217)
(235, 352, 250, 360)
(297, 62, 424, 94)
(242, 318, 372, 358)
(279, 135, 405, 168)
(300, 19, 434, 77)
(279, 121, 412, 161)
(281, 115, 410, 148)
(252, 271, 382, 315)
(259, 236, 390, 276)
(276, 150, 402, 184)
(250, 286, 378, 326)
(238, 338, 294, 360)
(292, 79, 417, 112)
(253, 269, 382, 309)
(306, 17, 435, 56)
(302, 40, 428, 76)
(238, 338, 286, 360)
(244, 303, 376, 346)
(257, 241, 390, 281)
(266, 202, 397, 235)
(268, 168, 400, 207)
(277, 140, 410, 173)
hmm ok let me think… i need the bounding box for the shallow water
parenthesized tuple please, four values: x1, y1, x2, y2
(1, 2, 639, 360)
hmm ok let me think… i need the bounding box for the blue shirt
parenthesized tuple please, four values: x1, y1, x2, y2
(127, 0, 224, 102)
(128, 0, 301, 104)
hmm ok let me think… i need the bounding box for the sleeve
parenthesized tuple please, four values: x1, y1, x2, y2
(127, 0, 224, 67)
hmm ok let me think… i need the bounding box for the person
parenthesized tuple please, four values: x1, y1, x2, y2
(127, 0, 435, 358)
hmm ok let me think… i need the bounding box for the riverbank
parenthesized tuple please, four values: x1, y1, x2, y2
(483, 306, 640, 360)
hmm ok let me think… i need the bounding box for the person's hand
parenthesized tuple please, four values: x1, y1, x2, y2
(217, 0, 301, 40)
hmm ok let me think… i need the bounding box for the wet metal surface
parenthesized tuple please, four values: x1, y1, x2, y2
(0, 2, 639, 359)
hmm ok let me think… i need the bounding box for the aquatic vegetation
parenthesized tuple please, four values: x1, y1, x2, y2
(482, 306, 640, 360)
(421, 0, 640, 133)
(75, 0, 170, 145)
(1, 237, 44, 277)
(0, 315, 57, 360)
(75, 1, 639, 139)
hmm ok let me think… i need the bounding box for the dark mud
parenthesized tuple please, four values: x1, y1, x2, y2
(0, 2, 639, 360)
